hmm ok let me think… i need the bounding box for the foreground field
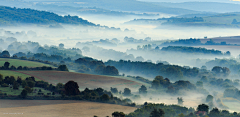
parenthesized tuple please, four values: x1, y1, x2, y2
(0, 58, 53, 68)
(16, 71, 146, 91)
(0, 100, 136, 117)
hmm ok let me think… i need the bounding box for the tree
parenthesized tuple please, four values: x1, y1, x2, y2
(103, 66, 119, 76)
(22, 80, 27, 88)
(139, 85, 147, 95)
(209, 107, 220, 117)
(64, 80, 80, 96)
(24, 86, 32, 93)
(0, 74, 3, 84)
(123, 88, 131, 96)
(20, 89, 28, 98)
(27, 80, 35, 88)
(206, 95, 213, 102)
(13, 81, 19, 90)
(4, 62, 10, 69)
(59, 43, 64, 48)
(1, 50, 10, 57)
(178, 113, 185, 117)
(197, 104, 209, 113)
(112, 112, 125, 117)
(222, 67, 230, 77)
(196, 81, 203, 87)
(58, 65, 69, 71)
(100, 94, 110, 101)
(110, 87, 118, 94)
(177, 97, 184, 105)
(212, 66, 222, 74)
(232, 19, 238, 24)
(150, 108, 165, 117)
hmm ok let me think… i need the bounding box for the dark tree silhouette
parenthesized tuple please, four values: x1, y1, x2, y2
(123, 88, 131, 96)
(20, 89, 28, 98)
(58, 65, 69, 71)
(150, 108, 165, 117)
(4, 62, 10, 69)
(112, 111, 125, 117)
(64, 80, 80, 96)
(139, 85, 147, 94)
(197, 104, 209, 113)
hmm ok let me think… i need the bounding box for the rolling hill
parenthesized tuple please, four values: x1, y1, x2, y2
(16, 71, 148, 91)
(0, 6, 96, 26)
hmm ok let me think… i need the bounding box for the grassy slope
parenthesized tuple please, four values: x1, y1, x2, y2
(0, 70, 31, 80)
(0, 58, 54, 68)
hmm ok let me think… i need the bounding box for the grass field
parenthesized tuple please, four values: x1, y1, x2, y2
(16, 71, 146, 91)
(0, 70, 31, 79)
(0, 86, 52, 96)
(0, 58, 53, 68)
(0, 100, 136, 117)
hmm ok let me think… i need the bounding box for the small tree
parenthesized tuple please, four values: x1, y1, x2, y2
(206, 95, 213, 102)
(139, 85, 147, 95)
(13, 81, 19, 90)
(177, 97, 184, 105)
(100, 94, 110, 102)
(4, 62, 10, 69)
(58, 65, 69, 71)
(20, 89, 28, 98)
(112, 112, 125, 117)
(123, 88, 131, 96)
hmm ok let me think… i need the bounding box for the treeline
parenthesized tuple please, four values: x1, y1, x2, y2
(75, 57, 119, 76)
(125, 103, 240, 117)
(105, 60, 199, 80)
(161, 46, 230, 55)
(0, 6, 96, 26)
(151, 76, 197, 95)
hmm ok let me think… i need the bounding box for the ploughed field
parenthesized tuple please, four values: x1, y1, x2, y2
(16, 71, 144, 90)
(0, 100, 136, 117)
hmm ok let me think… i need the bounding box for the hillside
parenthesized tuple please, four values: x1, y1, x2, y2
(8, 0, 200, 15)
(0, 6, 96, 26)
(16, 71, 148, 91)
(0, 58, 54, 68)
(153, 2, 240, 13)
(0, 100, 136, 117)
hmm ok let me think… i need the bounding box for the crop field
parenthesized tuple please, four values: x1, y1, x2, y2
(0, 100, 136, 117)
(16, 71, 146, 91)
(0, 70, 31, 79)
(0, 58, 54, 68)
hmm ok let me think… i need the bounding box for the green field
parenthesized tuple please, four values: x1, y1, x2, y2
(0, 58, 53, 68)
(0, 86, 54, 96)
(0, 70, 41, 81)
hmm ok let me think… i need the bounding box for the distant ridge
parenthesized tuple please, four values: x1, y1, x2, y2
(0, 6, 96, 26)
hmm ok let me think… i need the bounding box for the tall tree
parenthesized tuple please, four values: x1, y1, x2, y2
(64, 80, 80, 96)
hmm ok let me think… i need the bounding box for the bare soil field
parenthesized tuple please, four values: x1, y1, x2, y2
(0, 100, 136, 117)
(16, 71, 144, 90)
